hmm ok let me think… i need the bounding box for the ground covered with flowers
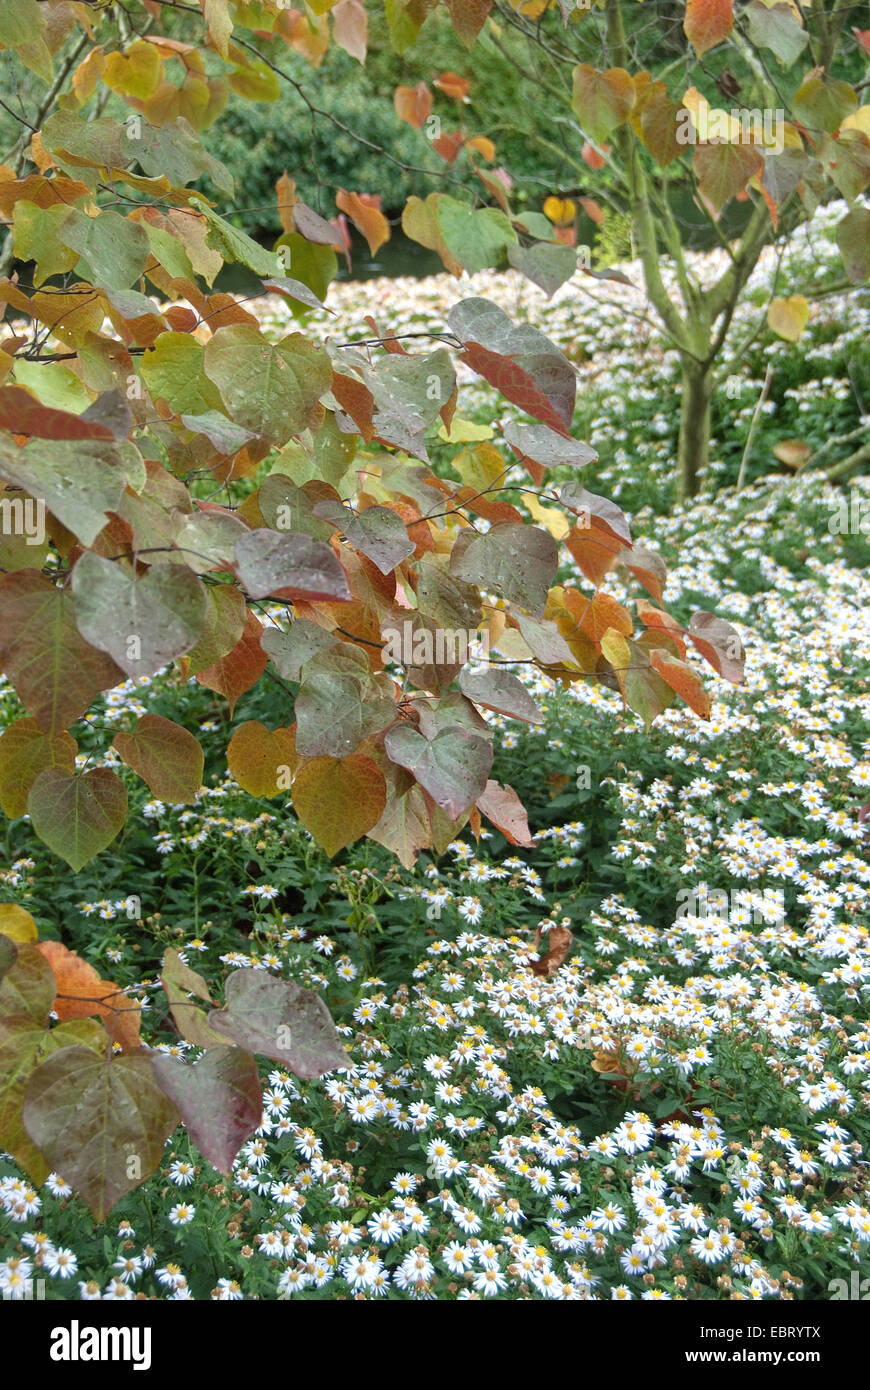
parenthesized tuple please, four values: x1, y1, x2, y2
(1, 208, 869, 1301)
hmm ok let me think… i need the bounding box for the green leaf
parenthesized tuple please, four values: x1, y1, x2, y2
(0, 571, 121, 734)
(13, 203, 77, 287)
(571, 65, 636, 143)
(208, 970, 349, 1078)
(366, 782, 431, 869)
(189, 197, 280, 276)
(150, 1046, 261, 1173)
(837, 206, 870, 282)
(449, 521, 558, 615)
(203, 326, 332, 444)
(173, 509, 251, 574)
(57, 210, 150, 292)
(260, 619, 338, 681)
(384, 0, 438, 53)
(180, 411, 256, 454)
(273, 235, 338, 304)
(435, 198, 517, 273)
(503, 421, 596, 471)
(0, 935, 18, 983)
(384, 723, 493, 818)
(141, 333, 225, 416)
(458, 668, 542, 723)
(184, 584, 247, 674)
(41, 111, 127, 172)
(233, 528, 351, 601)
(0, 434, 127, 546)
(22, 1047, 180, 1221)
(744, 1, 809, 64)
(0, 943, 56, 1028)
(133, 119, 234, 196)
(0, 718, 77, 819)
(447, 297, 576, 433)
(257, 475, 334, 540)
(112, 714, 204, 803)
(295, 668, 396, 758)
(623, 642, 677, 729)
(515, 612, 575, 666)
(507, 242, 577, 298)
(0, 0, 51, 81)
(160, 949, 228, 1050)
(792, 78, 857, 135)
(71, 552, 208, 678)
(693, 142, 763, 214)
(28, 767, 128, 871)
(0, 1016, 105, 1189)
(311, 501, 414, 574)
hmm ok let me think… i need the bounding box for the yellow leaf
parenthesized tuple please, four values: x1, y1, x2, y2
(227, 721, 299, 797)
(437, 417, 493, 443)
(600, 627, 631, 671)
(0, 904, 39, 943)
(842, 105, 870, 138)
(103, 39, 162, 100)
(525, 492, 569, 539)
(767, 294, 809, 342)
(544, 196, 577, 225)
(292, 754, 386, 857)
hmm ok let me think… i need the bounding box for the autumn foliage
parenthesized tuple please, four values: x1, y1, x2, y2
(0, 0, 767, 1216)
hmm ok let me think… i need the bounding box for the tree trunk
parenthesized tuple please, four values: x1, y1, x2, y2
(677, 361, 712, 501)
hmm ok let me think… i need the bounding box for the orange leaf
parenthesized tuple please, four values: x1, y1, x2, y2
(394, 81, 432, 129)
(195, 607, 267, 714)
(684, 0, 734, 56)
(433, 130, 466, 165)
(227, 721, 299, 798)
(581, 141, 608, 169)
(564, 525, 623, 587)
(434, 71, 469, 101)
(465, 135, 496, 162)
(292, 754, 386, 856)
(335, 189, 390, 256)
(650, 650, 712, 719)
(576, 591, 633, 642)
(578, 196, 605, 225)
(529, 924, 573, 976)
(36, 941, 141, 1051)
(276, 171, 297, 235)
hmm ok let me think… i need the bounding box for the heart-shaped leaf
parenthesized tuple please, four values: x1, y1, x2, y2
(150, 1046, 262, 1173)
(0, 572, 122, 734)
(234, 528, 351, 602)
(385, 723, 493, 819)
(112, 714, 204, 803)
(27, 767, 128, 871)
(71, 553, 208, 679)
(292, 754, 386, 856)
(208, 971, 349, 1079)
(22, 1047, 180, 1221)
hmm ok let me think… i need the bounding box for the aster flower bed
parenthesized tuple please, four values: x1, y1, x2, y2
(1, 225, 869, 1301)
